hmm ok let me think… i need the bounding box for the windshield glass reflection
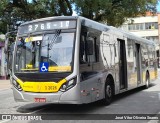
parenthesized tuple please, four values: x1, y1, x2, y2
(14, 32, 75, 72)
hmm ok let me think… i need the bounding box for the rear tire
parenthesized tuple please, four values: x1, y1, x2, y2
(103, 78, 113, 105)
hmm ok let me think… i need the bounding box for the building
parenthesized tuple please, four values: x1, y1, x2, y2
(121, 12, 159, 43)
(120, 12, 160, 67)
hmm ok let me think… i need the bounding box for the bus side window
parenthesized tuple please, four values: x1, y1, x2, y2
(80, 36, 96, 64)
(80, 26, 100, 64)
(80, 35, 87, 64)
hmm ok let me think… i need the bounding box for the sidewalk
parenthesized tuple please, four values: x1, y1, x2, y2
(0, 79, 12, 90)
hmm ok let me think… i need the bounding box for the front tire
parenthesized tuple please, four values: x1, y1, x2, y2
(103, 78, 113, 105)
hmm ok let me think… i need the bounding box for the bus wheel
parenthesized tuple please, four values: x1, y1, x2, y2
(103, 79, 113, 105)
(145, 72, 150, 89)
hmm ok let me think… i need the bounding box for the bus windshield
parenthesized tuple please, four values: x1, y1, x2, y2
(14, 32, 75, 73)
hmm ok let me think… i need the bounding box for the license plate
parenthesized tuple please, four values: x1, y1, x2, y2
(34, 98, 46, 102)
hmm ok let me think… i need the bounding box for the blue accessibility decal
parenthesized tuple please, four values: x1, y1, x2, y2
(40, 62, 49, 72)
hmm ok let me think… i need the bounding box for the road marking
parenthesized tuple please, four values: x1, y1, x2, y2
(148, 119, 159, 123)
(0, 88, 10, 91)
(0, 119, 11, 123)
(26, 107, 47, 114)
(0, 89, 12, 95)
(147, 112, 160, 123)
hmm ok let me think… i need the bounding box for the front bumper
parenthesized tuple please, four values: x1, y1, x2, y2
(12, 86, 81, 104)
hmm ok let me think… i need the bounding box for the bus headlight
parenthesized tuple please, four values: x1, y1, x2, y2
(12, 79, 22, 91)
(60, 77, 77, 92)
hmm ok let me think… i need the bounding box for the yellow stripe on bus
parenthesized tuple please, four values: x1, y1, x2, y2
(150, 70, 157, 80)
(16, 79, 67, 92)
(21, 65, 71, 72)
(25, 36, 42, 42)
(49, 66, 71, 71)
(25, 37, 33, 42)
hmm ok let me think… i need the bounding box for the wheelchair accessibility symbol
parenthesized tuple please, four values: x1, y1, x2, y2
(40, 62, 49, 72)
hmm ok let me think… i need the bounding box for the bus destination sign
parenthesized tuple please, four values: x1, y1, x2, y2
(18, 20, 76, 34)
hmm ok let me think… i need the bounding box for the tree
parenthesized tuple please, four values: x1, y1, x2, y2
(0, 0, 158, 34)
(0, 0, 73, 34)
(74, 0, 158, 27)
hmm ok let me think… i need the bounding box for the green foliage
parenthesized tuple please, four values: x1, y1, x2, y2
(0, 38, 4, 42)
(0, 0, 73, 34)
(0, 0, 158, 34)
(74, 0, 158, 27)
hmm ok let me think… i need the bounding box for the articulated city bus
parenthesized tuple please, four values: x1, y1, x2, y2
(11, 16, 157, 105)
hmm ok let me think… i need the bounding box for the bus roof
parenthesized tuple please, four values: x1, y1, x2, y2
(20, 16, 79, 26)
(19, 16, 155, 46)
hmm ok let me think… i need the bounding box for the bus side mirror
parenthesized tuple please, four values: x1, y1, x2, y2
(86, 40, 93, 55)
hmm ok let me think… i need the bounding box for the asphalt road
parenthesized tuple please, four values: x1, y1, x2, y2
(0, 72, 160, 123)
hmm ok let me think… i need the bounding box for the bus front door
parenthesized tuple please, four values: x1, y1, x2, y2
(118, 39, 127, 90)
(135, 43, 142, 85)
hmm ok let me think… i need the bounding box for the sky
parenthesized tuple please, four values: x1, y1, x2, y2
(157, 1, 160, 12)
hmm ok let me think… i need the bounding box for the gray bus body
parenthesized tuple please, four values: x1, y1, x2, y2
(11, 16, 157, 104)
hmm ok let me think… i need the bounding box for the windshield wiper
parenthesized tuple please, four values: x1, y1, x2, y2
(48, 29, 61, 50)
(40, 30, 61, 64)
